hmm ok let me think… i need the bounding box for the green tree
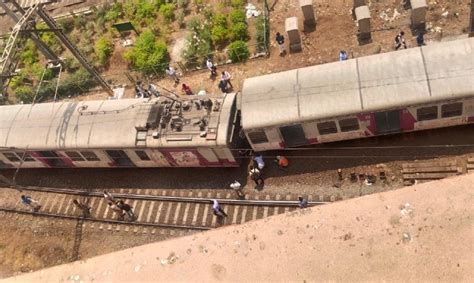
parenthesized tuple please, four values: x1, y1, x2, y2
(124, 30, 168, 74)
(95, 37, 114, 66)
(230, 22, 249, 41)
(227, 40, 249, 62)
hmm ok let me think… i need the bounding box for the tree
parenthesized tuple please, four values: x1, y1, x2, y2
(227, 40, 249, 62)
(124, 30, 168, 74)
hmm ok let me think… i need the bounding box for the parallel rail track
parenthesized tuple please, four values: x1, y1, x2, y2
(0, 187, 331, 233)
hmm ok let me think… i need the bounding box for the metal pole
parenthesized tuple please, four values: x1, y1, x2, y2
(469, 0, 474, 37)
(36, 7, 114, 96)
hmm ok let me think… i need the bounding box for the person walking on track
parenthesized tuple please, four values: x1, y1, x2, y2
(211, 199, 227, 217)
(298, 197, 309, 209)
(230, 180, 245, 199)
(117, 200, 135, 220)
(103, 191, 115, 205)
(21, 195, 41, 212)
(73, 199, 92, 217)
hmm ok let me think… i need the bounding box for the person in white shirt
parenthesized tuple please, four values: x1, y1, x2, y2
(165, 66, 180, 84)
(220, 71, 233, 88)
(230, 180, 244, 199)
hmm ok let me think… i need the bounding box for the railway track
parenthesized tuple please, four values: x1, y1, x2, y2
(0, 187, 332, 234)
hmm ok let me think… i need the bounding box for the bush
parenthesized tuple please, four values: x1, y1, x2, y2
(176, 0, 189, 9)
(213, 13, 227, 28)
(183, 16, 212, 66)
(58, 17, 75, 33)
(20, 43, 38, 66)
(73, 15, 87, 30)
(230, 22, 249, 41)
(35, 69, 96, 100)
(176, 10, 186, 28)
(230, 0, 245, 8)
(211, 25, 230, 46)
(15, 86, 34, 103)
(37, 23, 63, 54)
(124, 30, 168, 74)
(230, 9, 246, 24)
(159, 3, 175, 22)
(105, 2, 123, 22)
(227, 40, 249, 62)
(136, 0, 156, 20)
(95, 37, 114, 66)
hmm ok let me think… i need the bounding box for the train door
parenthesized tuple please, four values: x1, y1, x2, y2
(37, 151, 70, 167)
(279, 124, 308, 147)
(375, 110, 401, 134)
(105, 150, 135, 167)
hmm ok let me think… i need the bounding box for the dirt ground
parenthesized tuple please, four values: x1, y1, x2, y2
(6, 175, 474, 282)
(69, 0, 472, 100)
(0, 0, 472, 278)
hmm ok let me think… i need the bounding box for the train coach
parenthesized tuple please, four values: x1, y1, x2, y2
(0, 93, 241, 168)
(241, 37, 474, 151)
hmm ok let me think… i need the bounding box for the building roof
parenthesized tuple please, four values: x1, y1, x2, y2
(0, 94, 236, 150)
(5, 174, 474, 282)
(241, 37, 474, 130)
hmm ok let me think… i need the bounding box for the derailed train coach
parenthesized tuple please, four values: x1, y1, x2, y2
(0, 93, 242, 168)
(241, 37, 474, 151)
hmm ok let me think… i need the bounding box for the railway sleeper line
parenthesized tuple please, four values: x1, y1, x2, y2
(0, 188, 332, 234)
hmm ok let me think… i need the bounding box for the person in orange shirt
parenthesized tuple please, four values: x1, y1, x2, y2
(275, 155, 289, 168)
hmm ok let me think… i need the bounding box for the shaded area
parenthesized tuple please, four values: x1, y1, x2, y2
(1, 125, 473, 190)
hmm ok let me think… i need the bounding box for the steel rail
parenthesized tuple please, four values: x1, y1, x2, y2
(0, 207, 211, 231)
(13, 186, 330, 206)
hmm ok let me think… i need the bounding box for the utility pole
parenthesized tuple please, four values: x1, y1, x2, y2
(470, 0, 474, 37)
(0, 0, 114, 97)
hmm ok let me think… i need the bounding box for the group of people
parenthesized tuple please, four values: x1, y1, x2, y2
(104, 191, 135, 221)
(227, 154, 290, 201)
(206, 58, 233, 94)
(165, 61, 234, 96)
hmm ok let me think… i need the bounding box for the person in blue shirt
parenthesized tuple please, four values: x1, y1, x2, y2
(339, 50, 348, 61)
(21, 195, 41, 212)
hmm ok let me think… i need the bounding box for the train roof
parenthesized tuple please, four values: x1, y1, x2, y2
(241, 37, 474, 130)
(0, 93, 236, 150)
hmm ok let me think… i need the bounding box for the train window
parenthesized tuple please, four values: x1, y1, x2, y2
(248, 130, 269, 144)
(80, 151, 100, 161)
(16, 152, 35, 162)
(135, 150, 151, 161)
(65, 151, 85, 161)
(2, 152, 20, 162)
(441, 103, 463, 118)
(317, 121, 338, 135)
(339, 118, 360, 132)
(417, 106, 438, 121)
